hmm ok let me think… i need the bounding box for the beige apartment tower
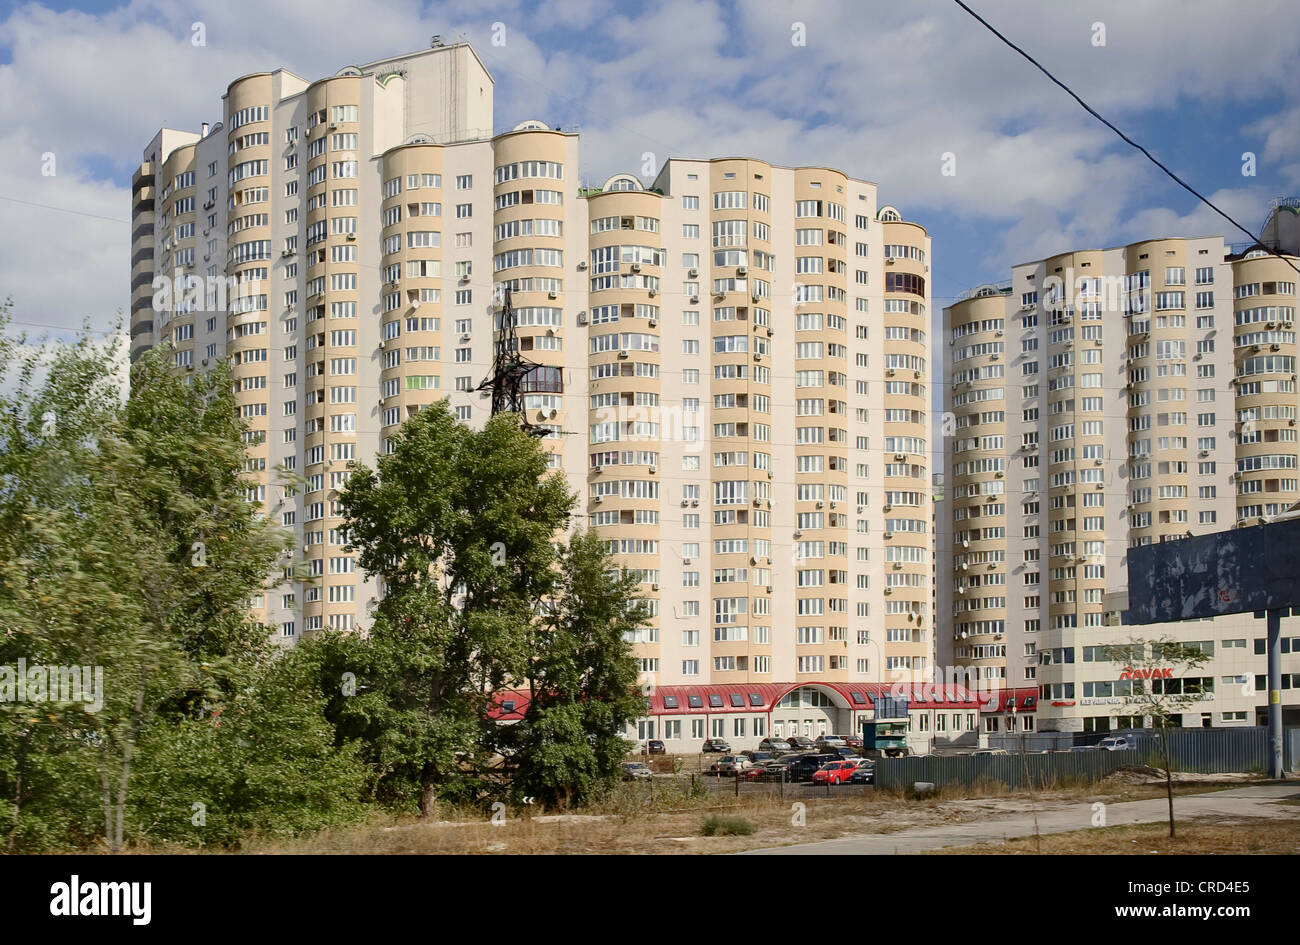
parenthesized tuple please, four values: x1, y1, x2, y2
(129, 42, 936, 725)
(941, 222, 1300, 732)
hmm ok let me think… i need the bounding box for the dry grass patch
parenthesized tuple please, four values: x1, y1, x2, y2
(928, 816, 1300, 855)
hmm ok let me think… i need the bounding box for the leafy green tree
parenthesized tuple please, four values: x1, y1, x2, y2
(508, 529, 646, 809)
(334, 401, 572, 813)
(0, 308, 363, 849)
(333, 402, 643, 813)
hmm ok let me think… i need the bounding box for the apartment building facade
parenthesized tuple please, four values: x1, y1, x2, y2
(129, 42, 935, 719)
(941, 225, 1300, 732)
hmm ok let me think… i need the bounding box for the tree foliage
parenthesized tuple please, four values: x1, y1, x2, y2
(327, 401, 644, 813)
(0, 307, 364, 850)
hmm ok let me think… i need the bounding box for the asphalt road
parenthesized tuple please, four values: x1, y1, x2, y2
(739, 782, 1300, 855)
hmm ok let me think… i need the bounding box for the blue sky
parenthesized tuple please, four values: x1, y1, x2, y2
(1, 0, 1297, 338)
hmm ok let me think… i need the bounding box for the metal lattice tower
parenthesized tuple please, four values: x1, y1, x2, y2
(476, 287, 547, 435)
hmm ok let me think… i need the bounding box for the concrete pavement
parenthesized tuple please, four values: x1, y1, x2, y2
(740, 782, 1300, 855)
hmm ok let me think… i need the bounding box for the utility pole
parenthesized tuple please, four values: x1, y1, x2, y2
(1266, 609, 1286, 779)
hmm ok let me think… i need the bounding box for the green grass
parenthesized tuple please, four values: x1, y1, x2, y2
(701, 814, 755, 837)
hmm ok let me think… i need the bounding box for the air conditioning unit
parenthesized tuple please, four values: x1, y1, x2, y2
(688, 268, 698, 278)
(894, 452, 906, 461)
(648, 465, 656, 474)
(815, 500, 824, 509)
(683, 557, 692, 565)
(753, 498, 762, 507)
(714, 292, 726, 301)
(885, 257, 896, 265)
(883, 531, 893, 539)
(617, 350, 629, 359)
(630, 263, 642, 273)
(690, 499, 699, 507)
(346, 233, 356, 241)
(995, 470, 1004, 478)
(593, 495, 602, 503)
(883, 503, 892, 512)
(887, 368, 896, 376)
(282, 249, 295, 258)
(577, 311, 588, 325)
(548, 291, 558, 300)
(736, 266, 748, 276)
(1272, 343, 1281, 351)
(577, 261, 588, 270)
(648, 318, 658, 328)
(766, 327, 774, 337)
(753, 352, 763, 361)
(892, 562, 903, 570)
(651, 583, 660, 591)
(690, 296, 699, 304)
(1094, 458, 1103, 466)
(680, 499, 689, 507)
(1021, 304, 1034, 312)
(459, 333, 470, 342)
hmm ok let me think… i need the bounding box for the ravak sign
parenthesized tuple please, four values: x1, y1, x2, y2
(1118, 667, 1173, 680)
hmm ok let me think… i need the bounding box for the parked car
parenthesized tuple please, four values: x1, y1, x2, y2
(622, 762, 652, 781)
(742, 750, 775, 765)
(786, 736, 815, 751)
(828, 746, 860, 760)
(1069, 745, 1099, 753)
(971, 748, 1010, 756)
(848, 762, 875, 785)
(785, 753, 842, 782)
(813, 735, 847, 749)
(643, 739, 666, 755)
(743, 761, 778, 780)
(752, 758, 796, 781)
(701, 738, 732, 753)
(842, 735, 863, 749)
(758, 737, 792, 753)
(710, 755, 753, 776)
(811, 760, 859, 785)
(1098, 736, 1136, 751)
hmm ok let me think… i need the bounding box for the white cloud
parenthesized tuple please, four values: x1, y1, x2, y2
(1, 0, 1296, 332)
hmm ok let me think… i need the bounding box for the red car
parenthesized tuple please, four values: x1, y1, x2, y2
(811, 760, 858, 785)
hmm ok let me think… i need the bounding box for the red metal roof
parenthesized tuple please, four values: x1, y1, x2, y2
(486, 682, 1007, 721)
(978, 687, 1039, 714)
(646, 681, 986, 715)
(487, 689, 532, 721)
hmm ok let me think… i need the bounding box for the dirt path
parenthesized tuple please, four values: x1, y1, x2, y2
(739, 782, 1300, 855)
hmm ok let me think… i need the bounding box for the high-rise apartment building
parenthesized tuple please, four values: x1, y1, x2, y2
(129, 42, 937, 733)
(941, 219, 1300, 733)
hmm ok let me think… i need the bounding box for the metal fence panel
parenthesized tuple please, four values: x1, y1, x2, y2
(876, 726, 1292, 791)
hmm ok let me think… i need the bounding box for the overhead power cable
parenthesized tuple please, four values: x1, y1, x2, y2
(951, 0, 1300, 279)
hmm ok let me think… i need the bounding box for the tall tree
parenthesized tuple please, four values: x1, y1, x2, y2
(508, 529, 647, 809)
(0, 308, 362, 849)
(333, 401, 573, 813)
